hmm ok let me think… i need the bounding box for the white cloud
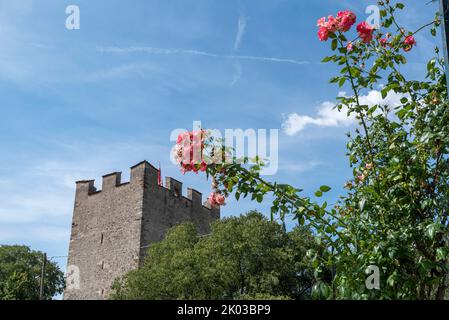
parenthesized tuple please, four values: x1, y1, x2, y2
(282, 90, 405, 136)
(282, 101, 355, 136)
(357, 89, 405, 109)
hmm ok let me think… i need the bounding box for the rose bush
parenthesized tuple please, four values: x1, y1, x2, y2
(174, 1, 449, 299)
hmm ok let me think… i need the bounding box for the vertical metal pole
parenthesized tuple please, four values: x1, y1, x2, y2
(39, 253, 47, 300)
(440, 0, 449, 97)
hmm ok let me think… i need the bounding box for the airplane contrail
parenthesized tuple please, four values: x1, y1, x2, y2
(96, 46, 311, 66)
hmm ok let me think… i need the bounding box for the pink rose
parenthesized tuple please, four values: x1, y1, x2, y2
(317, 17, 326, 28)
(182, 148, 191, 163)
(316, 11, 357, 43)
(177, 132, 189, 144)
(403, 35, 416, 52)
(404, 35, 416, 46)
(215, 194, 226, 206)
(380, 33, 391, 47)
(337, 11, 356, 32)
(357, 21, 374, 44)
(318, 27, 329, 41)
(208, 192, 226, 207)
(208, 193, 217, 207)
(326, 15, 338, 33)
(192, 130, 204, 142)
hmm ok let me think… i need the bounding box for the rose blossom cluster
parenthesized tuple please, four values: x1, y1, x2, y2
(174, 130, 208, 174)
(356, 21, 375, 44)
(379, 33, 416, 52)
(318, 9, 417, 52)
(208, 192, 226, 208)
(317, 11, 376, 44)
(174, 130, 228, 208)
(317, 10, 356, 41)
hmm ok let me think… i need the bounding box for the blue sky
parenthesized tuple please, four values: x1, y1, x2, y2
(0, 0, 440, 275)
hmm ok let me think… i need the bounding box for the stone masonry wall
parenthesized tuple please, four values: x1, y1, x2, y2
(64, 161, 220, 300)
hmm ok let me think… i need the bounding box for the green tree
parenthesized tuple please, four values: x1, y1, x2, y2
(111, 212, 321, 300)
(0, 245, 65, 300)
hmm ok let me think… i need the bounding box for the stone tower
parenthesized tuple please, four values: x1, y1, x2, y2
(64, 161, 220, 300)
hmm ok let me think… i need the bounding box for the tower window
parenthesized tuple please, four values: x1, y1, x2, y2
(100, 233, 104, 244)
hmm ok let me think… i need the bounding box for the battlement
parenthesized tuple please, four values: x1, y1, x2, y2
(75, 160, 215, 211)
(75, 160, 156, 195)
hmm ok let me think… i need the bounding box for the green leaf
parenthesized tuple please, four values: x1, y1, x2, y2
(397, 108, 407, 120)
(331, 39, 338, 51)
(387, 273, 397, 287)
(436, 248, 448, 262)
(425, 223, 442, 240)
(359, 199, 366, 211)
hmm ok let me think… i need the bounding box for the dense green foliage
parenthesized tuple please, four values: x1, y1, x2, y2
(0, 245, 64, 300)
(111, 212, 324, 300)
(194, 1, 449, 299)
